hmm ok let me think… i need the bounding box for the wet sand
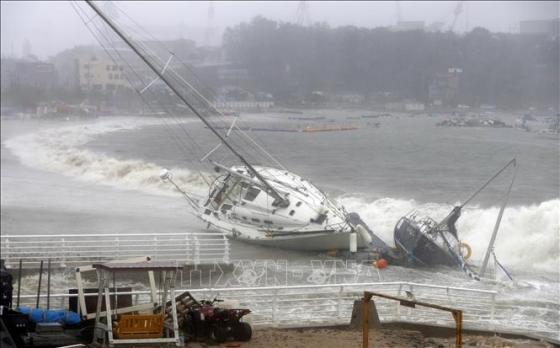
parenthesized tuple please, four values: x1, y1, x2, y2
(189, 326, 554, 348)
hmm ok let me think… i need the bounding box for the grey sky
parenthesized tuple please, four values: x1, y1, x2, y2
(1, 1, 558, 60)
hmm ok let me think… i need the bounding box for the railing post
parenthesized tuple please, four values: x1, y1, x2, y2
(223, 235, 230, 264)
(4, 237, 9, 265)
(408, 284, 414, 317)
(61, 238, 66, 266)
(184, 233, 192, 262)
(115, 236, 120, 257)
(194, 237, 200, 265)
(490, 293, 496, 331)
(272, 289, 278, 326)
(153, 236, 158, 260)
(337, 286, 343, 320)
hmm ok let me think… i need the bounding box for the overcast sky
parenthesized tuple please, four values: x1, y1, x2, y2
(1, 1, 558, 60)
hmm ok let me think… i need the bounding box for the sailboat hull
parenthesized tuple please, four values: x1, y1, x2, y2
(394, 217, 457, 267)
(227, 230, 369, 251)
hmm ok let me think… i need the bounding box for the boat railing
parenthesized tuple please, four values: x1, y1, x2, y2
(0, 232, 231, 267)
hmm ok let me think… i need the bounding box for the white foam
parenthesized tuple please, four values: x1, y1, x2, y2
(5, 117, 558, 274)
(4, 117, 210, 198)
(339, 196, 560, 273)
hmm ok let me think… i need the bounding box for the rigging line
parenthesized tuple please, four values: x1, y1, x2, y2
(235, 127, 287, 170)
(108, 29, 259, 165)
(71, 2, 212, 187)
(460, 158, 517, 208)
(110, 27, 280, 169)
(70, 1, 200, 167)
(87, 23, 212, 169)
(71, 3, 195, 157)
(120, 29, 270, 170)
(85, 0, 288, 207)
(172, 89, 282, 168)
(492, 251, 514, 281)
(110, 4, 284, 167)
(107, 5, 271, 172)
(112, 3, 222, 103)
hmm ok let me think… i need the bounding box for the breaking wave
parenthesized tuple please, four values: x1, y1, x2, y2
(339, 196, 560, 273)
(4, 117, 559, 273)
(4, 117, 210, 198)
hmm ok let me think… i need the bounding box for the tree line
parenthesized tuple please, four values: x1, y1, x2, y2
(223, 17, 558, 109)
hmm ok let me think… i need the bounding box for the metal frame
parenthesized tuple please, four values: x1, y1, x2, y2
(90, 262, 180, 347)
(75, 258, 160, 320)
(361, 291, 463, 348)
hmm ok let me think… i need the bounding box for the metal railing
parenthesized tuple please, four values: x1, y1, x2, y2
(14, 281, 558, 339)
(14, 282, 494, 328)
(1, 232, 230, 267)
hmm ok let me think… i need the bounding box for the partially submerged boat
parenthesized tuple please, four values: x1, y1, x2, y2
(390, 158, 517, 279)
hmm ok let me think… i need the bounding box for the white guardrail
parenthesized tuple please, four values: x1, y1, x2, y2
(16, 282, 495, 329)
(3, 235, 558, 339)
(16, 282, 559, 339)
(0, 233, 230, 266)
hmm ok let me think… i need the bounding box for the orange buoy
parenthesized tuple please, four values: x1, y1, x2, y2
(326, 249, 338, 257)
(374, 258, 388, 269)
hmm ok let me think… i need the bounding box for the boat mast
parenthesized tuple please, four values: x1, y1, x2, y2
(435, 158, 517, 230)
(84, 0, 289, 207)
(479, 159, 517, 277)
(460, 158, 517, 209)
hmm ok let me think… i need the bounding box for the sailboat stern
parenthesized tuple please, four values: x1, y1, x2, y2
(394, 215, 458, 267)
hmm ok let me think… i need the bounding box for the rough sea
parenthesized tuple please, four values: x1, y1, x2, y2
(1, 109, 558, 339)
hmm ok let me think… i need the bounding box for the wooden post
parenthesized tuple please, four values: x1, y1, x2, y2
(452, 310, 463, 348)
(362, 293, 373, 348)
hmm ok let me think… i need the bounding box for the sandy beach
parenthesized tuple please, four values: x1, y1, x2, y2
(186, 326, 554, 348)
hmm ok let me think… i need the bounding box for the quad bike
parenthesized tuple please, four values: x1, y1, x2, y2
(180, 297, 252, 343)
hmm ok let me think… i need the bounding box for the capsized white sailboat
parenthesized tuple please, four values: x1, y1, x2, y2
(163, 164, 375, 251)
(82, 0, 377, 251)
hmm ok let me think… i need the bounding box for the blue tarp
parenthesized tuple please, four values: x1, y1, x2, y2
(17, 307, 81, 326)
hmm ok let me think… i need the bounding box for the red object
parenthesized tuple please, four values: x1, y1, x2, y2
(375, 258, 388, 269)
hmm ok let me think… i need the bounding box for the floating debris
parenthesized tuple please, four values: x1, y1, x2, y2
(437, 117, 511, 128)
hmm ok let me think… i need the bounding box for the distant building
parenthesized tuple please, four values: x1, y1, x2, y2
(405, 102, 425, 112)
(0, 56, 57, 90)
(392, 21, 425, 32)
(428, 67, 462, 106)
(78, 56, 129, 91)
(334, 93, 365, 105)
(519, 19, 559, 38)
(217, 67, 250, 83)
(384, 101, 404, 111)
